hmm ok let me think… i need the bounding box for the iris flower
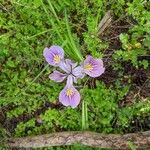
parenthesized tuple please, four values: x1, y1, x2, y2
(83, 55, 105, 77)
(43, 46, 64, 66)
(43, 45, 105, 108)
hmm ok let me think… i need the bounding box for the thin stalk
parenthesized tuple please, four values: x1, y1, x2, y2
(85, 101, 88, 129)
(41, 0, 64, 44)
(47, 0, 60, 24)
(82, 100, 88, 130)
(40, 0, 69, 55)
(82, 100, 85, 130)
(40, 0, 51, 23)
(81, 77, 90, 130)
(27, 29, 52, 39)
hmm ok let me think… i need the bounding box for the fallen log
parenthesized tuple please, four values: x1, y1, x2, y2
(5, 131, 150, 149)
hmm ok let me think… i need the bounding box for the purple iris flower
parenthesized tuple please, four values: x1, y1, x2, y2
(43, 46, 83, 108)
(43, 46, 64, 66)
(83, 55, 105, 77)
(43, 45, 105, 108)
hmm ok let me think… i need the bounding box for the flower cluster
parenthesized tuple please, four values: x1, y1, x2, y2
(43, 45, 105, 108)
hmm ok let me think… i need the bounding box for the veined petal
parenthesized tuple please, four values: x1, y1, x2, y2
(83, 55, 105, 77)
(65, 59, 77, 69)
(43, 45, 64, 66)
(67, 75, 73, 87)
(49, 71, 66, 82)
(58, 59, 77, 74)
(72, 66, 85, 79)
(69, 87, 80, 108)
(59, 86, 70, 107)
(59, 60, 71, 73)
(59, 85, 80, 108)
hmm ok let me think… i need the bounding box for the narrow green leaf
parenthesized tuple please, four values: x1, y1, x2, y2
(127, 141, 136, 150)
(47, 0, 60, 24)
(85, 101, 89, 129)
(64, 10, 83, 61)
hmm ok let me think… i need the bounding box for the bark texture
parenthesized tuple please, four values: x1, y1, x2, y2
(5, 131, 150, 149)
(97, 10, 112, 36)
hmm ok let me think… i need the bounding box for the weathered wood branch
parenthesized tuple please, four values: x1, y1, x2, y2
(5, 131, 150, 149)
(97, 10, 112, 36)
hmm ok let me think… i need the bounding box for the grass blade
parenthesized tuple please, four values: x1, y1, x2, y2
(64, 10, 83, 61)
(85, 101, 88, 129)
(47, 0, 60, 24)
(128, 141, 136, 150)
(82, 100, 88, 130)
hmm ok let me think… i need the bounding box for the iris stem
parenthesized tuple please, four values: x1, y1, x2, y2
(82, 100, 85, 130)
(82, 100, 88, 130)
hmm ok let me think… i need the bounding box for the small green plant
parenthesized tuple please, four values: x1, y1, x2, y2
(128, 141, 136, 150)
(113, 0, 149, 68)
(113, 33, 148, 68)
(81, 81, 129, 133)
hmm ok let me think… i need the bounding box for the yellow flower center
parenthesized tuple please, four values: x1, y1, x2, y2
(54, 55, 61, 63)
(84, 64, 93, 71)
(66, 88, 73, 96)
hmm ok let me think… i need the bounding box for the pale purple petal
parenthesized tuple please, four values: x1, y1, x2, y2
(59, 60, 71, 73)
(49, 71, 66, 82)
(65, 59, 77, 69)
(59, 85, 80, 108)
(59, 86, 70, 106)
(43, 45, 64, 66)
(69, 87, 80, 108)
(66, 75, 73, 87)
(72, 66, 85, 79)
(83, 55, 105, 77)
(58, 59, 77, 74)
